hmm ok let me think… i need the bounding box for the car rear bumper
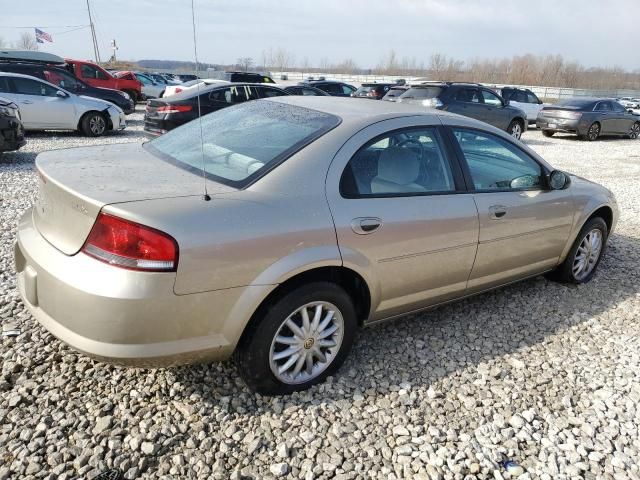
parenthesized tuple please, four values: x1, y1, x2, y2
(537, 118, 586, 135)
(14, 208, 267, 366)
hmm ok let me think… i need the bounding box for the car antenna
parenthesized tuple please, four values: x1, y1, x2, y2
(190, 0, 210, 201)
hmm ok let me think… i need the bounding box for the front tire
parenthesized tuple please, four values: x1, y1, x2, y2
(507, 119, 524, 140)
(553, 217, 608, 284)
(80, 112, 107, 137)
(629, 122, 640, 139)
(235, 282, 357, 395)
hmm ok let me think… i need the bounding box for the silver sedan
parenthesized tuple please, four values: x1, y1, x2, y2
(15, 97, 617, 394)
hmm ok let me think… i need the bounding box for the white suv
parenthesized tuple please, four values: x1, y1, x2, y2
(496, 87, 547, 124)
(0, 72, 126, 136)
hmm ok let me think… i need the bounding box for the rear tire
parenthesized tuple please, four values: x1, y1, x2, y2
(80, 111, 107, 137)
(629, 122, 640, 139)
(507, 119, 524, 140)
(542, 130, 555, 137)
(235, 282, 357, 395)
(551, 217, 608, 284)
(586, 122, 601, 141)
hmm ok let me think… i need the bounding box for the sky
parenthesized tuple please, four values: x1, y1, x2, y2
(1, 0, 638, 70)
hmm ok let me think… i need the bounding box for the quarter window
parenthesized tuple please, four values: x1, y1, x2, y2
(452, 128, 543, 191)
(341, 128, 456, 197)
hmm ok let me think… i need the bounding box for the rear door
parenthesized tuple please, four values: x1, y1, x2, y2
(593, 101, 615, 134)
(448, 87, 487, 123)
(7, 76, 76, 129)
(326, 118, 479, 320)
(448, 126, 574, 291)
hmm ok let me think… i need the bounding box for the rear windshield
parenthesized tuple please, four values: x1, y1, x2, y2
(145, 101, 340, 188)
(558, 99, 594, 108)
(399, 86, 443, 99)
(384, 87, 407, 98)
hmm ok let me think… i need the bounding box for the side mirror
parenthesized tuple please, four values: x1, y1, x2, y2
(56, 90, 68, 98)
(549, 170, 570, 190)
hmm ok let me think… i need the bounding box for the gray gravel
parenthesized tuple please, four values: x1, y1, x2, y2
(1, 111, 640, 479)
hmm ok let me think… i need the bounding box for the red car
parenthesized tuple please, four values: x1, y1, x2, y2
(65, 59, 142, 101)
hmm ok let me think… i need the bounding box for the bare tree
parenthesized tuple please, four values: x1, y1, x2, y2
(0, 36, 6, 48)
(16, 31, 38, 51)
(237, 57, 254, 72)
(273, 47, 294, 72)
(319, 57, 330, 71)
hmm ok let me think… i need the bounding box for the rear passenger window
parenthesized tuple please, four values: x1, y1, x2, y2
(454, 88, 481, 103)
(452, 128, 543, 191)
(594, 102, 611, 112)
(340, 128, 457, 197)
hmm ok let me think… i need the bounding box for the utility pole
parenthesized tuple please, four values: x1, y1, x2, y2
(110, 39, 118, 63)
(86, 0, 101, 63)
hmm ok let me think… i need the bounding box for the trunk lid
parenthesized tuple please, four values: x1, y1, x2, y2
(34, 142, 235, 255)
(539, 106, 583, 119)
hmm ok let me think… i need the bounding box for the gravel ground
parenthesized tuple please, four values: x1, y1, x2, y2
(1, 109, 639, 480)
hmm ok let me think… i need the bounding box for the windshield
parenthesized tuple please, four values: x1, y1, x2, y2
(145, 100, 340, 188)
(400, 86, 443, 99)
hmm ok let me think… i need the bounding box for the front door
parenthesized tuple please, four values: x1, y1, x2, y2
(449, 127, 574, 292)
(326, 119, 479, 320)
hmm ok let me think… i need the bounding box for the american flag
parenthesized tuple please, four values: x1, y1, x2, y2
(35, 28, 53, 44)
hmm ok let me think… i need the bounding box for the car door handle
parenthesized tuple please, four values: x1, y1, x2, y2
(351, 217, 382, 235)
(21, 100, 33, 104)
(489, 205, 508, 219)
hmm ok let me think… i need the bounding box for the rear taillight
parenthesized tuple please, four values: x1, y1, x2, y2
(82, 213, 178, 272)
(156, 105, 192, 114)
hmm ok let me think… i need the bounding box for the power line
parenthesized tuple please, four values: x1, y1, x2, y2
(0, 25, 89, 29)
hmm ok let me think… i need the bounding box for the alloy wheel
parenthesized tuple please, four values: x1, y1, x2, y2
(630, 123, 640, 139)
(572, 228, 603, 281)
(89, 115, 106, 135)
(510, 123, 522, 139)
(269, 301, 344, 385)
(587, 123, 600, 141)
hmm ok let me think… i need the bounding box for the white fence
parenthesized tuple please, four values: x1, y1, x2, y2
(269, 71, 640, 100)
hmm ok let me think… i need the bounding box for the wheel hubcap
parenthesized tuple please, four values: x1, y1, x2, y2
(589, 124, 599, 140)
(511, 124, 522, 139)
(269, 301, 344, 385)
(90, 116, 105, 134)
(631, 124, 639, 139)
(572, 229, 603, 280)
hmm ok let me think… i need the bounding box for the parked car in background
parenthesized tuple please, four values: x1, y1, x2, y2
(0, 96, 25, 153)
(207, 71, 275, 83)
(177, 74, 200, 82)
(114, 72, 165, 100)
(300, 79, 356, 97)
(148, 73, 181, 86)
(274, 84, 329, 96)
(537, 98, 640, 140)
(0, 62, 134, 114)
(144, 83, 288, 135)
(0, 72, 126, 136)
(617, 97, 640, 109)
(65, 59, 142, 102)
(16, 97, 617, 394)
(162, 79, 230, 98)
(398, 82, 527, 139)
(352, 83, 396, 100)
(382, 85, 410, 102)
(494, 87, 545, 124)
